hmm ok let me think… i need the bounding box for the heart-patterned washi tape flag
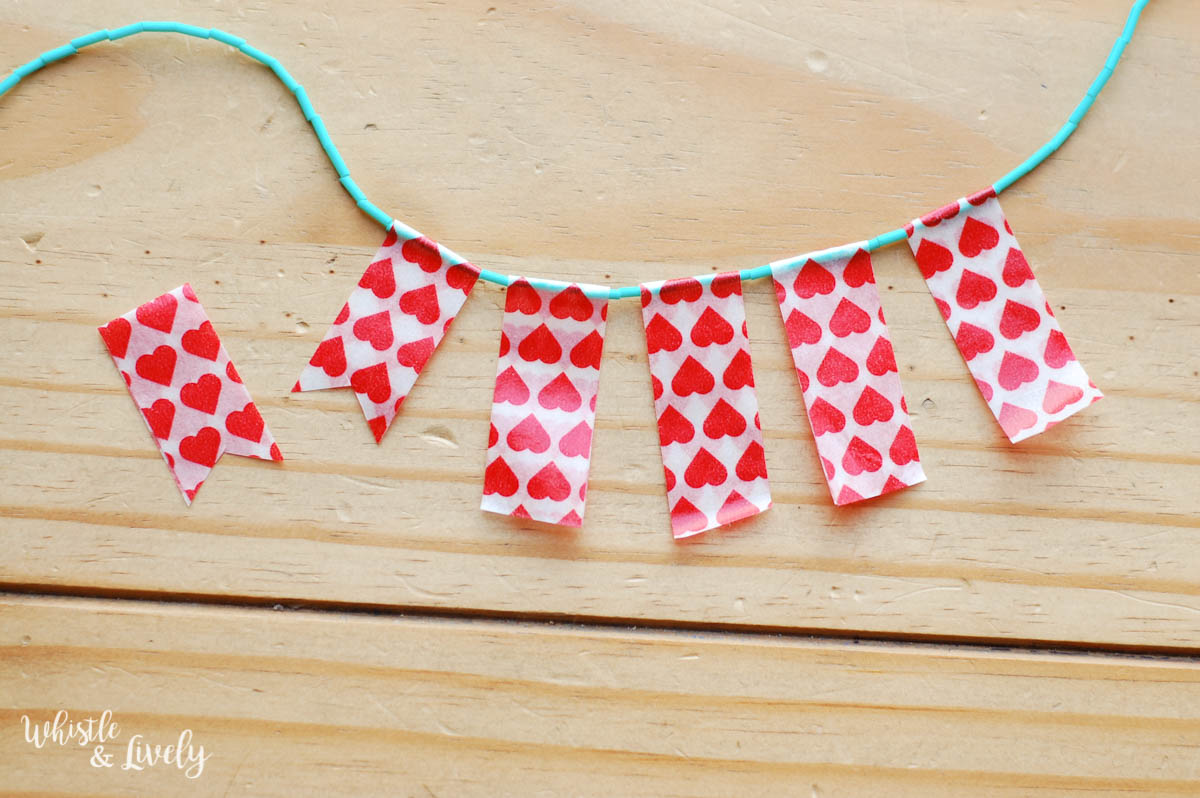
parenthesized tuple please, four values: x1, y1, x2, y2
(98, 284, 282, 504)
(641, 273, 771, 538)
(771, 247, 926, 504)
(294, 226, 480, 443)
(906, 190, 1102, 442)
(482, 279, 608, 527)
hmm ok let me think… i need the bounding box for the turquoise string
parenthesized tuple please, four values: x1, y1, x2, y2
(0, 2, 1150, 300)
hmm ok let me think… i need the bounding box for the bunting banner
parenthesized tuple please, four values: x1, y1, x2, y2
(641, 274, 772, 538)
(482, 280, 608, 526)
(293, 226, 480, 443)
(98, 284, 282, 503)
(906, 191, 1102, 442)
(771, 247, 926, 504)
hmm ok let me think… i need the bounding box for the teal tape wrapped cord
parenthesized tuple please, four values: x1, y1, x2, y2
(0, 3, 1151, 299)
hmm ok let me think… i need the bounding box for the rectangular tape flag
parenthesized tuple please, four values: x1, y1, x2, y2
(482, 279, 608, 527)
(771, 247, 926, 504)
(641, 274, 771, 538)
(98, 284, 282, 503)
(906, 191, 1102, 442)
(294, 226, 480, 443)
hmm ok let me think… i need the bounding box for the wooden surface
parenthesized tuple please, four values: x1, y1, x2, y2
(1, 0, 1198, 794)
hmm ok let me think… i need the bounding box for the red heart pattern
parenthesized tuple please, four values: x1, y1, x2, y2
(906, 194, 1102, 443)
(772, 249, 926, 505)
(98, 283, 283, 505)
(641, 272, 771, 538)
(482, 280, 608, 527)
(294, 225, 480, 443)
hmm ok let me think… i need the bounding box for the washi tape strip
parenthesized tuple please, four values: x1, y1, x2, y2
(481, 279, 608, 526)
(771, 247, 926, 504)
(294, 226, 480, 443)
(906, 191, 1102, 442)
(98, 284, 282, 503)
(641, 274, 771, 538)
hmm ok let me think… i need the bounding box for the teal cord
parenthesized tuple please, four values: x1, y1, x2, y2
(0, 2, 1150, 300)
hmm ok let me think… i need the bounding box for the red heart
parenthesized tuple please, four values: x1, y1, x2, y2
(836, 485, 865, 505)
(881, 475, 909, 495)
(570, 330, 604, 370)
(842, 436, 882, 476)
(735, 441, 768, 481)
(663, 466, 676, 491)
(703, 398, 746, 439)
(528, 462, 571, 501)
(852, 385, 894, 426)
(382, 227, 399, 248)
(716, 490, 758, 526)
(136, 292, 178, 334)
(808, 397, 845, 436)
(644, 313, 682, 354)
(487, 423, 499, 448)
(652, 375, 663, 400)
(866, 336, 897, 375)
(671, 356, 714, 397)
(504, 279, 541, 314)
(396, 337, 435, 371)
(548, 286, 594, 321)
(1042, 380, 1084, 414)
(958, 216, 1000, 258)
(446, 263, 479, 293)
(966, 187, 996, 206)
(798, 368, 809, 392)
(691, 306, 734, 347)
(498, 332, 511, 358)
(658, 406, 695, 446)
(350, 362, 392, 404)
(309, 336, 347, 377)
(559, 421, 593, 458)
(507, 414, 551, 453)
(181, 284, 199, 303)
(353, 310, 395, 351)
(180, 321, 221, 361)
(399, 284, 440, 325)
(670, 498, 708, 537)
(710, 273, 742, 298)
(976, 378, 994, 402)
(998, 300, 1041, 340)
(225, 401, 265, 443)
(998, 402, 1038, 439)
(772, 278, 786, 305)
(820, 457, 835, 480)
(997, 351, 1039, 391)
(659, 277, 703, 304)
(889, 425, 920, 466)
(1043, 329, 1076, 368)
(179, 426, 221, 468)
(135, 345, 177, 386)
(1002, 247, 1034, 287)
(538, 373, 581, 411)
(358, 258, 397, 298)
(914, 240, 954, 280)
(334, 303, 351, 325)
(558, 509, 583, 527)
(921, 201, 960, 227)
(842, 249, 875, 287)
(181, 373, 222, 414)
(99, 317, 132, 359)
(829, 298, 871, 338)
(684, 447, 727, 489)
(784, 309, 822, 347)
(483, 456, 519, 497)
(141, 398, 175, 439)
(934, 297, 952, 320)
(493, 366, 530, 405)
(955, 269, 997, 310)
(793, 260, 835, 298)
(954, 322, 994, 361)
(817, 347, 859, 387)
(723, 348, 755, 390)
(518, 324, 563, 364)
(400, 236, 442, 272)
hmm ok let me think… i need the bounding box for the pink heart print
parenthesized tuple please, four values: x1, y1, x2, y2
(98, 284, 282, 504)
(294, 226, 480, 443)
(641, 274, 772, 539)
(481, 280, 608, 527)
(905, 190, 1102, 442)
(771, 247, 926, 504)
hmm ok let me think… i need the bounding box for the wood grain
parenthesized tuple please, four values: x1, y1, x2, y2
(2, 593, 1200, 797)
(1, 0, 1198, 648)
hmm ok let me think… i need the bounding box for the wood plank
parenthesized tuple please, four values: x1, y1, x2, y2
(3, 593, 1200, 796)
(1, 1, 1199, 647)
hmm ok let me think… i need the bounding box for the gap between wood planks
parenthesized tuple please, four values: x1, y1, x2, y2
(3, 584, 1199, 662)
